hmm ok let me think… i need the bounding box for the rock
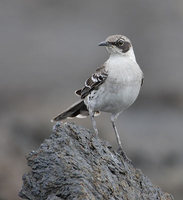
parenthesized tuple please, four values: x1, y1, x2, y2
(19, 122, 174, 200)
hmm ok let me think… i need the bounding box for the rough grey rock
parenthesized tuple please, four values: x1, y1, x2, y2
(19, 122, 174, 200)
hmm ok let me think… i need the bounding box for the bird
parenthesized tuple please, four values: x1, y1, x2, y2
(51, 35, 144, 159)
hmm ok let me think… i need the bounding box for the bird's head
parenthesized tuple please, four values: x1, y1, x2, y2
(98, 35, 133, 56)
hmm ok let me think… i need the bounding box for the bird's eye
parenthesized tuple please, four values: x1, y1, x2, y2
(118, 39, 124, 46)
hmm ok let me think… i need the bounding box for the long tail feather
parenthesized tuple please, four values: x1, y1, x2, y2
(51, 100, 88, 122)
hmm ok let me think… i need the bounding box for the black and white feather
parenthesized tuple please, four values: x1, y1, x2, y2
(52, 65, 108, 122)
(75, 65, 108, 99)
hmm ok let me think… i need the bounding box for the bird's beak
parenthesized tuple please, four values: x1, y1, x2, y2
(98, 41, 109, 46)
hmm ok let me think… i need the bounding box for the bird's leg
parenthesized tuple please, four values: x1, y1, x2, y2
(88, 107, 98, 136)
(111, 118, 123, 149)
(111, 115, 131, 163)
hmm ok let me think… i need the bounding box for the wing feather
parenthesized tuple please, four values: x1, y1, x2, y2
(75, 64, 108, 99)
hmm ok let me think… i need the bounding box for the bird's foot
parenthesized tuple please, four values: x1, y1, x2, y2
(93, 128, 99, 138)
(117, 148, 132, 164)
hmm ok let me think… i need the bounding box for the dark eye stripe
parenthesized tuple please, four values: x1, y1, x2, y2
(109, 42, 118, 45)
(120, 41, 131, 53)
(109, 39, 124, 46)
(109, 41, 131, 53)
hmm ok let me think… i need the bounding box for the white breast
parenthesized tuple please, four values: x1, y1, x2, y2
(85, 55, 143, 115)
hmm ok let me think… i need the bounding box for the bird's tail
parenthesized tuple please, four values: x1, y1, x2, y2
(51, 100, 89, 122)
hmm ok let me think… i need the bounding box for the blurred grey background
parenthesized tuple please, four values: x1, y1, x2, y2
(0, 0, 183, 199)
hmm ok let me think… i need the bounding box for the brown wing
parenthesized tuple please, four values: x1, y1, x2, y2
(75, 65, 108, 99)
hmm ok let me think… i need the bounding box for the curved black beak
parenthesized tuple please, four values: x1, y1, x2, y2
(98, 41, 109, 46)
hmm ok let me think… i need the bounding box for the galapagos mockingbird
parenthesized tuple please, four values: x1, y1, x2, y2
(52, 35, 144, 158)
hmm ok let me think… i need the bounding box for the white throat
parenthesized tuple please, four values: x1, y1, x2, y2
(112, 48, 136, 62)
